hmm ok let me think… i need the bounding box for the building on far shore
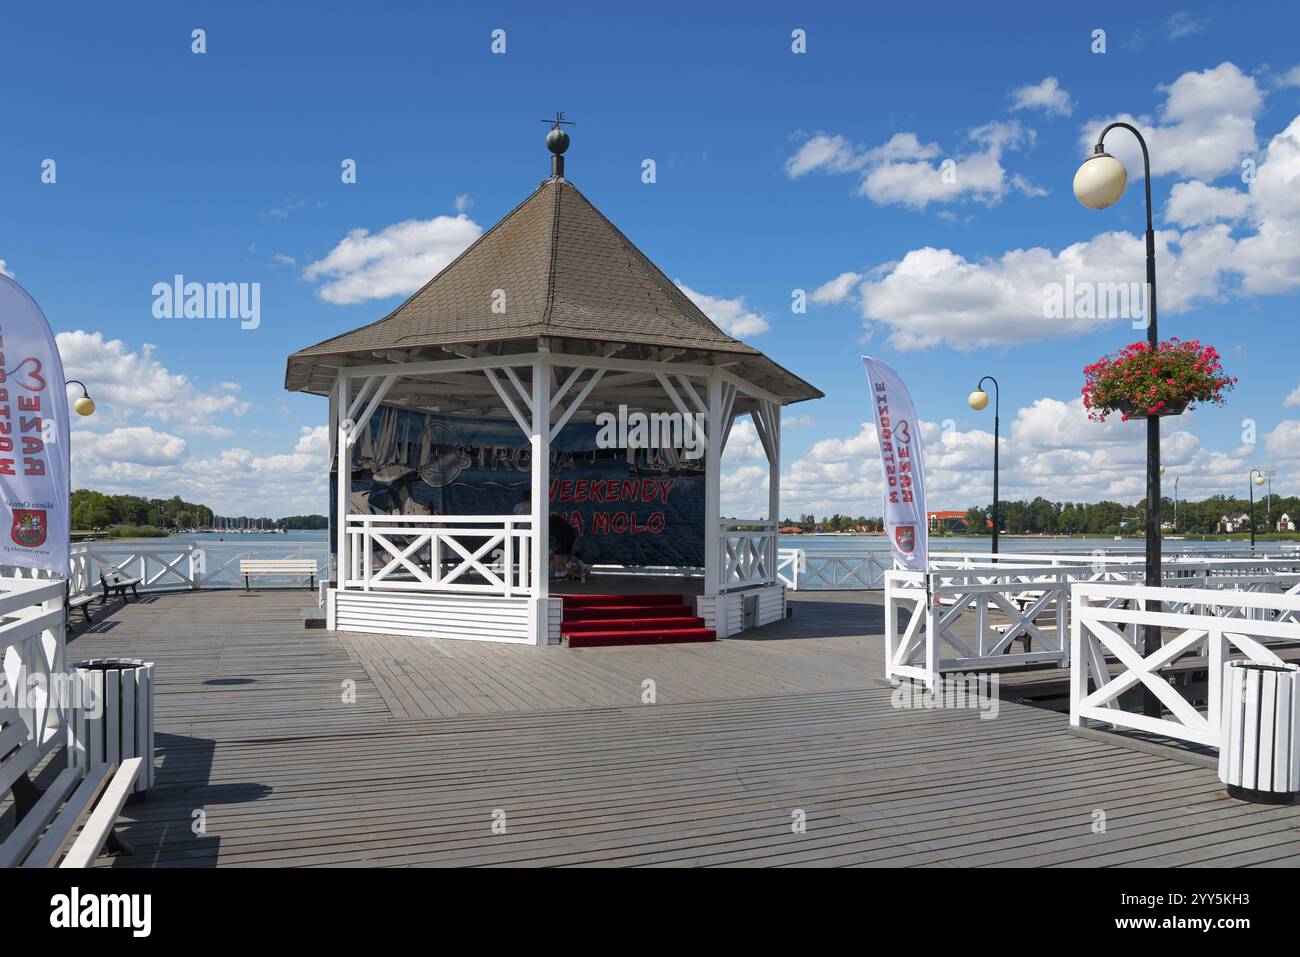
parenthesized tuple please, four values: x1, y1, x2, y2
(928, 510, 969, 532)
(1218, 513, 1251, 533)
(1280, 512, 1294, 533)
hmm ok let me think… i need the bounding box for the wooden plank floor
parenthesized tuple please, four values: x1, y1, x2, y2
(21, 588, 1300, 867)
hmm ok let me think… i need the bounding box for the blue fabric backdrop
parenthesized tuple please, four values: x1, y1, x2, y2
(331, 409, 705, 567)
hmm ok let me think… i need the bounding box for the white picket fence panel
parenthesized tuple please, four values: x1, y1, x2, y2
(0, 577, 68, 756)
(886, 560, 1300, 690)
(345, 514, 534, 597)
(1070, 582, 1300, 748)
(69, 540, 331, 597)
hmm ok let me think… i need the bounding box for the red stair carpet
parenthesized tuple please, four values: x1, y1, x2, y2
(560, 593, 716, 648)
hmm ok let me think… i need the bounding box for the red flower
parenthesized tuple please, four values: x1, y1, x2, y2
(1081, 338, 1235, 423)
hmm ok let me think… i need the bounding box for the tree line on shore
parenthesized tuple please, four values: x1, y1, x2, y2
(961, 494, 1298, 536)
(782, 493, 1298, 536)
(71, 489, 327, 532)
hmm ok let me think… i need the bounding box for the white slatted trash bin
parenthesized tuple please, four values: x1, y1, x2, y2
(1218, 660, 1300, 804)
(68, 658, 155, 793)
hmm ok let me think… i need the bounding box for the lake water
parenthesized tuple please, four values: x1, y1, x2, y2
(102, 528, 1293, 558)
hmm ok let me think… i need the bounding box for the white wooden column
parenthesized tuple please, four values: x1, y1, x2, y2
(704, 372, 722, 597)
(331, 372, 349, 628)
(530, 356, 551, 644)
(768, 404, 781, 576)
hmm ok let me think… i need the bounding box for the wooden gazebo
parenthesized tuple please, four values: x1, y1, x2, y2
(286, 134, 820, 644)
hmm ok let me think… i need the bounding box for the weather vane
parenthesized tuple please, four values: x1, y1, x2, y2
(541, 111, 573, 177)
(540, 111, 575, 131)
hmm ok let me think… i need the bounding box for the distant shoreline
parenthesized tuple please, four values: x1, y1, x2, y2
(782, 531, 1300, 541)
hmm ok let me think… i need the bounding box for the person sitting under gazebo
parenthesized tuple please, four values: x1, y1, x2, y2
(549, 512, 577, 580)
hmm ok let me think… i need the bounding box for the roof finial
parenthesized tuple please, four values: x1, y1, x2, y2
(541, 111, 574, 178)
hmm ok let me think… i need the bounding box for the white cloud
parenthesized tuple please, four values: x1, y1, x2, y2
(1231, 114, 1300, 295)
(272, 252, 296, 265)
(453, 194, 474, 213)
(1009, 76, 1073, 117)
(810, 271, 863, 305)
(847, 224, 1235, 350)
(1079, 62, 1263, 182)
(674, 281, 769, 337)
(860, 121, 1031, 209)
(0, 260, 13, 279)
(304, 214, 483, 305)
(784, 133, 869, 178)
(72, 427, 188, 467)
(1165, 180, 1251, 226)
(1010, 173, 1049, 198)
(1282, 65, 1300, 89)
(57, 330, 253, 429)
(787, 122, 1037, 209)
(1166, 11, 1209, 39)
(822, 94, 1300, 350)
(72, 426, 330, 516)
(722, 395, 1256, 517)
(1264, 420, 1300, 461)
(1284, 384, 1300, 408)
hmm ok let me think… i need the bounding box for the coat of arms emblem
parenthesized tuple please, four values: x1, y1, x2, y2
(894, 524, 916, 554)
(11, 509, 47, 548)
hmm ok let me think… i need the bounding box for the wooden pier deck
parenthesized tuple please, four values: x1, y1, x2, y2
(22, 589, 1300, 867)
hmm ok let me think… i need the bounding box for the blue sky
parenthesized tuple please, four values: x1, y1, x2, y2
(2, 0, 1299, 517)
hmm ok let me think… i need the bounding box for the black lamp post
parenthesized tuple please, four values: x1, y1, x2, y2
(1249, 469, 1266, 550)
(968, 377, 1000, 556)
(65, 379, 95, 519)
(1074, 121, 1161, 718)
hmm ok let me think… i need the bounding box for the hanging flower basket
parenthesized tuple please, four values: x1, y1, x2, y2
(1116, 397, 1189, 419)
(1082, 339, 1236, 423)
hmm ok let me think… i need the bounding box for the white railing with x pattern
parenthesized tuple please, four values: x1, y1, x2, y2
(1070, 582, 1300, 748)
(886, 557, 1300, 689)
(886, 566, 1076, 689)
(779, 550, 893, 590)
(345, 514, 535, 597)
(69, 540, 331, 598)
(718, 521, 777, 591)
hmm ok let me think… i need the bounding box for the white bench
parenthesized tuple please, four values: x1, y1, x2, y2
(0, 703, 142, 868)
(239, 559, 318, 591)
(99, 565, 142, 603)
(68, 593, 96, 626)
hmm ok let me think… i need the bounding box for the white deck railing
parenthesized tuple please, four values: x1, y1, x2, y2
(718, 521, 777, 592)
(1070, 581, 1300, 748)
(344, 514, 535, 597)
(775, 548, 1300, 592)
(69, 540, 331, 597)
(0, 577, 68, 756)
(886, 559, 1300, 689)
(776, 548, 803, 589)
(886, 566, 1076, 688)
(790, 551, 893, 590)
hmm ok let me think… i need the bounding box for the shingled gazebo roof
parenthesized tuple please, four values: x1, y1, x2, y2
(285, 175, 820, 404)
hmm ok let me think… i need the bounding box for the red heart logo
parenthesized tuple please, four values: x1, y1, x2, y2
(9, 357, 45, 392)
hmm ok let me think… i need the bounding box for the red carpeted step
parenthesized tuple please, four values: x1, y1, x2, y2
(561, 604, 693, 622)
(560, 593, 684, 609)
(564, 627, 716, 648)
(561, 616, 706, 633)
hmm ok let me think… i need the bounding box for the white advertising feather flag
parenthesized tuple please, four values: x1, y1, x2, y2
(861, 356, 928, 573)
(0, 276, 70, 576)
